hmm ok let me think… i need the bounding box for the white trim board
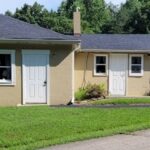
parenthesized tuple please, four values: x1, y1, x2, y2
(0, 50, 16, 86)
(94, 54, 108, 76)
(129, 54, 144, 77)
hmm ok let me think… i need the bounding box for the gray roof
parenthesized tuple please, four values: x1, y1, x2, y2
(80, 34, 150, 52)
(0, 14, 78, 41)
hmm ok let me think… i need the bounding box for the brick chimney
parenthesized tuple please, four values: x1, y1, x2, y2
(73, 7, 81, 36)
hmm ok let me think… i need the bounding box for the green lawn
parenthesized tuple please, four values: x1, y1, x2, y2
(91, 98, 150, 105)
(0, 107, 150, 150)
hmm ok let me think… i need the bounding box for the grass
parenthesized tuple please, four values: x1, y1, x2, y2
(0, 106, 150, 150)
(91, 98, 150, 105)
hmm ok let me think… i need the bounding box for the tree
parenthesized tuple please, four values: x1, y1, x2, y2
(58, 0, 111, 33)
(13, 2, 42, 24)
(102, 0, 141, 33)
(5, 2, 73, 34)
(5, 10, 13, 16)
(5, 0, 150, 34)
(101, 3, 119, 33)
(126, 1, 150, 33)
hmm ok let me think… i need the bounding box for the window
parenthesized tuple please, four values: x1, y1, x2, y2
(129, 54, 144, 76)
(94, 55, 108, 76)
(0, 50, 15, 85)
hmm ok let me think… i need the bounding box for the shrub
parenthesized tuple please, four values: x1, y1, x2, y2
(75, 88, 87, 101)
(75, 83, 107, 101)
(86, 83, 106, 99)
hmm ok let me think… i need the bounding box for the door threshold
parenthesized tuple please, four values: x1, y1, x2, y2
(108, 95, 126, 97)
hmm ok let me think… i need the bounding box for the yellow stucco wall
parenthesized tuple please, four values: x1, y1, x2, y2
(75, 52, 150, 96)
(128, 55, 150, 96)
(0, 45, 149, 106)
(50, 47, 73, 105)
(75, 52, 108, 92)
(0, 44, 73, 106)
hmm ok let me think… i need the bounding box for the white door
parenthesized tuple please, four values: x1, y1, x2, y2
(109, 54, 128, 96)
(23, 51, 49, 104)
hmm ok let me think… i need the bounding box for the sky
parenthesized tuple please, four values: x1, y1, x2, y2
(0, 0, 126, 14)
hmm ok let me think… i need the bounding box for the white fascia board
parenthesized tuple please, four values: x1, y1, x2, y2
(80, 49, 150, 53)
(0, 39, 81, 44)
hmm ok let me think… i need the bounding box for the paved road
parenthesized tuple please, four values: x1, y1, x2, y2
(41, 130, 150, 150)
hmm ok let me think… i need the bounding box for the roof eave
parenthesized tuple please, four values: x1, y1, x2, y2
(0, 39, 81, 45)
(79, 49, 150, 53)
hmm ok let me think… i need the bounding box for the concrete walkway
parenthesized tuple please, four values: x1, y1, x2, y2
(41, 130, 150, 150)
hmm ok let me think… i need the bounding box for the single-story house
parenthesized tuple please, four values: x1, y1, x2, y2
(0, 11, 150, 106)
(74, 11, 150, 97)
(0, 14, 80, 106)
(75, 34, 150, 97)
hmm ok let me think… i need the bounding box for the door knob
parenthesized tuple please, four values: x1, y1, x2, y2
(44, 81, 47, 86)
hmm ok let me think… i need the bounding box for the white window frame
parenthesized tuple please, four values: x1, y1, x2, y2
(129, 54, 144, 77)
(94, 54, 108, 76)
(0, 50, 16, 85)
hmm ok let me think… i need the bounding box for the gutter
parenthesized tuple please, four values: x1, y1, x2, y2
(80, 49, 150, 54)
(0, 39, 81, 45)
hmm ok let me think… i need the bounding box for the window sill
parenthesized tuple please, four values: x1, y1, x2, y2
(129, 74, 143, 77)
(94, 74, 108, 77)
(0, 80, 15, 86)
(0, 83, 15, 86)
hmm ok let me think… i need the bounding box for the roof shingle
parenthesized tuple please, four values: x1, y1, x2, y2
(81, 34, 150, 51)
(0, 14, 77, 41)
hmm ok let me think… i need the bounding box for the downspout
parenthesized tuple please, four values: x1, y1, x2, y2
(71, 44, 81, 104)
(82, 52, 89, 88)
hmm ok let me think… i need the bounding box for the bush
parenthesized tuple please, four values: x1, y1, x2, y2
(75, 83, 106, 101)
(75, 88, 87, 101)
(86, 83, 106, 99)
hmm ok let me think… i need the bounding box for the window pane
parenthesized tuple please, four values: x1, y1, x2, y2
(0, 54, 11, 66)
(0, 68, 11, 80)
(132, 57, 141, 64)
(96, 65, 106, 73)
(96, 56, 106, 64)
(131, 66, 141, 73)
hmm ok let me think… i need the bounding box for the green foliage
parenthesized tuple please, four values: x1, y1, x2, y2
(5, 2, 72, 34)
(126, 1, 150, 33)
(86, 83, 106, 99)
(58, 0, 111, 33)
(0, 107, 150, 149)
(5, 0, 150, 34)
(75, 88, 87, 101)
(75, 83, 106, 101)
(102, 0, 150, 34)
(102, 0, 142, 33)
(92, 98, 150, 105)
(13, 2, 44, 24)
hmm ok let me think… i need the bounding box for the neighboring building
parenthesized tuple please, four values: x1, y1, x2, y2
(0, 12, 150, 106)
(0, 14, 80, 106)
(75, 34, 150, 96)
(74, 11, 150, 97)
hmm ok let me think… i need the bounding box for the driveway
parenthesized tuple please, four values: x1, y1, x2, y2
(41, 130, 150, 150)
